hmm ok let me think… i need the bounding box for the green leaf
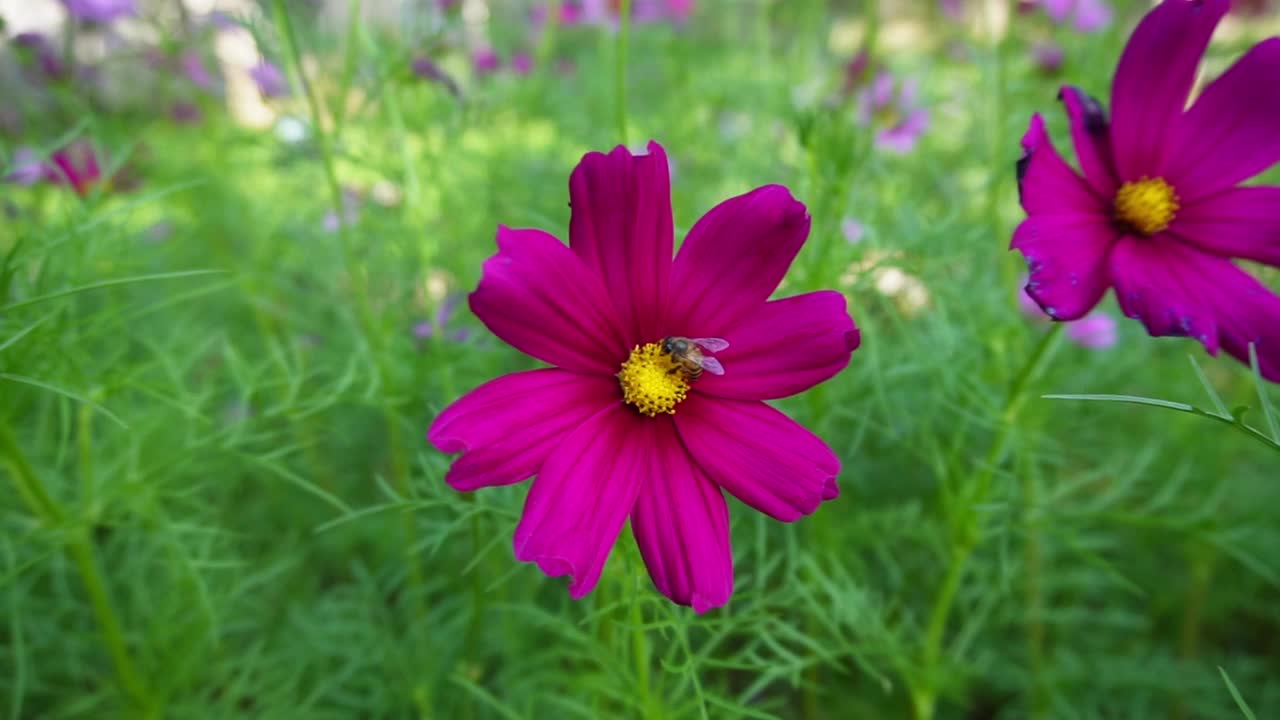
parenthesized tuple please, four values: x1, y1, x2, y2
(1218, 666, 1257, 720)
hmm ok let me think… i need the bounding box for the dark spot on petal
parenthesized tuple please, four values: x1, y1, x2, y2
(1015, 151, 1031, 203)
(1081, 95, 1108, 134)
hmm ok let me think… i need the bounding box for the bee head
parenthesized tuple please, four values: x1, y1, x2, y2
(661, 337, 687, 355)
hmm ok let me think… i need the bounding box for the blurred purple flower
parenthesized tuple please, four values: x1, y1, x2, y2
(322, 188, 361, 232)
(632, 0, 693, 23)
(1017, 279, 1116, 350)
(857, 71, 929, 154)
(14, 33, 66, 80)
(171, 102, 202, 124)
(841, 218, 864, 245)
(249, 61, 289, 98)
(511, 52, 534, 75)
(841, 50, 871, 96)
(1031, 42, 1065, 74)
(1230, 0, 1272, 14)
(207, 10, 238, 29)
(411, 56, 459, 95)
(939, 0, 965, 19)
(29, 141, 126, 196)
(414, 295, 470, 343)
(555, 0, 692, 28)
(531, 2, 587, 28)
(472, 48, 501, 75)
(1040, 0, 1110, 32)
(181, 52, 215, 90)
(5, 148, 46, 185)
(62, 0, 135, 23)
(1066, 314, 1118, 349)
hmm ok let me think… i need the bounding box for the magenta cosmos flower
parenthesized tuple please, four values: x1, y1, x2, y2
(1013, 0, 1280, 382)
(428, 142, 859, 611)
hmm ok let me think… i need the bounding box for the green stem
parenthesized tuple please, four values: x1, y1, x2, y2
(627, 548, 657, 720)
(271, 2, 422, 621)
(614, 0, 632, 145)
(1, 419, 63, 523)
(269, 0, 379, 351)
(0, 419, 152, 712)
(912, 324, 1064, 720)
(1021, 455, 1047, 719)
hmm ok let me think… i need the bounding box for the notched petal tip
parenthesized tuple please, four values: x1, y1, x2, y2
(1058, 86, 1109, 134)
(844, 328, 862, 352)
(821, 475, 840, 501)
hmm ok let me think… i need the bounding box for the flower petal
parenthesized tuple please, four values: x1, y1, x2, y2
(1011, 214, 1117, 322)
(1170, 186, 1280, 266)
(569, 141, 674, 344)
(675, 396, 839, 523)
(630, 421, 733, 613)
(513, 404, 651, 599)
(1163, 38, 1280, 200)
(1109, 235, 1280, 381)
(470, 226, 627, 374)
(666, 185, 810, 334)
(1108, 0, 1227, 181)
(692, 291, 859, 401)
(1016, 114, 1104, 217)
(1058, 86, 1117, 198)
(428, 369, 619, 491)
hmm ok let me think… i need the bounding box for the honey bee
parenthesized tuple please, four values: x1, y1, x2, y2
(661, 336, 729, 380)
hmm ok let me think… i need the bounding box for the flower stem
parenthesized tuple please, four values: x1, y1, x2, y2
(912, 323, 1064, 720)
(270, 0, 423, 621)
(624, 544, 658, 719)
(0, 419, 153, 714)
(614, 0, 632, 145)
(269, 0, 379, 351)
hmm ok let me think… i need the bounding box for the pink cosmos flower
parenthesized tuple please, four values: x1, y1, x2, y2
(249, 61, 289, 98)
(1039, 0, 1111, 32)
(1012, 0, 1280, 381)
(939, 0, 965, 20)
(428, 142, 859, 611)
(1031, 42, 1065, 75)
(5, 147, 46, 185)
(46, 142, 104, 196)
(413, 294, 471, 344)
(841, 217, 865, 245)
(511, 52, 534, 76)
(551, 0, 692, 27)
(411, 57, 460, 95)
(14, 33, 67, 80)
(181, 52, 216, 91)
(857, 71, 929, 154)
(171, 101, 203, 124)
(62, 0, 134, 23)
(531, 2, 587, 28)
(471, 48, 500, 75)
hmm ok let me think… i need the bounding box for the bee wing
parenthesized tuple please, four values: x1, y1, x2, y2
(699, 356, 725, 376)
(690, 337, 730, 353)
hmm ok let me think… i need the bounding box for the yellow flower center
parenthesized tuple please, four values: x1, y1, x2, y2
(1114, 177, 1179, 236)
(617, 342, 689, 417)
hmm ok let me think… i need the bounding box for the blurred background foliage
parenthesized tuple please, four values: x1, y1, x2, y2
(1, 0, 1279, 718)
